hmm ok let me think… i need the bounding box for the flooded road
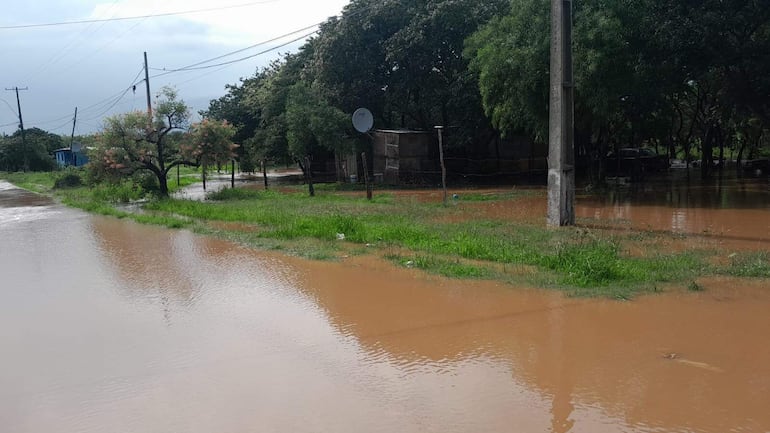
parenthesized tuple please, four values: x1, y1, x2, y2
(1, 180, 769, 433)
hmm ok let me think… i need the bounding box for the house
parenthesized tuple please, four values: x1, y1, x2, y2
(53, 142, 89, 167)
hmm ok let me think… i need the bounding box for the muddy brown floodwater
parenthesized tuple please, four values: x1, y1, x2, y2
(1, 179, 769, 433)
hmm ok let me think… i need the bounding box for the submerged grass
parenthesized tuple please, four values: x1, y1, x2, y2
(3, 171, 765, 299)
(140, 188, 723, 297)
(725, 252, 770, 278)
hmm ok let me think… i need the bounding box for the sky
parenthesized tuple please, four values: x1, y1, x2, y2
(0, 0, 351, 136)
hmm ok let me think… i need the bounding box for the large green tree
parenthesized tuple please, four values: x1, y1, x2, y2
(0, 128, 58, 172)
(466, 0, 770, 180)
(312, 0, 507, 147)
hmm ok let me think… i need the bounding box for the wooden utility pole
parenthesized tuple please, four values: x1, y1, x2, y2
(69, 107, 78, 166)
(143, 52, 152, 119)
(547, 0, 575, 227)
(5, 86, 29, 171)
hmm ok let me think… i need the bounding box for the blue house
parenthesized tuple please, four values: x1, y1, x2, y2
(53, 142, 89, 167)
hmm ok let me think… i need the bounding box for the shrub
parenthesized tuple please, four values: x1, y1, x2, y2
(53, 172, 83, 189)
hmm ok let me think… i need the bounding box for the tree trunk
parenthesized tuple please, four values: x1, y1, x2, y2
(158, 173, 169, 197)
(304, 156, 315, 197)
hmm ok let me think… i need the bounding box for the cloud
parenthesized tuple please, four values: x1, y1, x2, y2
(1, 0, 349, 135)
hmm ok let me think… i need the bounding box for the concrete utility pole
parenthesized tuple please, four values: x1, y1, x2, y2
(5, 86, 29, 171)
(547, 0, 575, 227)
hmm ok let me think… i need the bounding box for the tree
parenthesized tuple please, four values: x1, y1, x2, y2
(92, 87, 235, 197)
(285, 82, 352, 171)
(201, 73, 266, 172)
(0, 128, 57, 171)
(312, 0, 506, 148)
(186, 118, 238, 186)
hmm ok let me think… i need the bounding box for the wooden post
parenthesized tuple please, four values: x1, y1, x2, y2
(361, 152, 372, 200)
(262, 160, 268, 190)
(304, 156, 315, 197)
(435, 126, 448, 205)
(231, 159, 235, 188)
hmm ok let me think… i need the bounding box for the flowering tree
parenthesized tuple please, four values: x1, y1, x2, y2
(92, 87, 235, 197)
(186, 118, 238, 188)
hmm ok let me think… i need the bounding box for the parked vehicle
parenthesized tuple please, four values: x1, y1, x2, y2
(605, 148, 669, 178)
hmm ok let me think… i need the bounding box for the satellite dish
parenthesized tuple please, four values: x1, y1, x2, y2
(352, 108, 374, 133)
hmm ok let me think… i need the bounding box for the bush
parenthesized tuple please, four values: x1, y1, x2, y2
(53, 171, 83, 189)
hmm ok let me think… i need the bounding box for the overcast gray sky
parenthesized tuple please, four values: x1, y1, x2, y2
(0, 0, 350, 136)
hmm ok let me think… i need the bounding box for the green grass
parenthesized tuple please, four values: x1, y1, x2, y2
(725, 252, 770, 278)
(0, 171, 56, 193)
(3, 172, 766, 299)
(139, 188, 722, 297)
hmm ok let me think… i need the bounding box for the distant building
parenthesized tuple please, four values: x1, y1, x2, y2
(53, 142, 89, 167)
(370, 129, 546, 185)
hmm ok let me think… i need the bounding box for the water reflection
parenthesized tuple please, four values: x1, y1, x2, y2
(577, 173, 770, 248)
(291, 257, 770, 433)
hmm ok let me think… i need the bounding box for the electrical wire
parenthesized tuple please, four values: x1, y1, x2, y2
(27, 0, 122, 83)
(150, 22, 321, 72)
(0, 98, 18, 117)
(0, 1, 281, 30)
(151, 29, 318, 78)
(7, 1, 373, 132)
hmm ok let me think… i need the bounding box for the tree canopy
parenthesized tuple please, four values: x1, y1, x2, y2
(91, 87, 236, 196)
(201, 0, 768, 181)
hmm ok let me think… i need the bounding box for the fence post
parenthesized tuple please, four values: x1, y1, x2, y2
(435, 126, 447, 205)
(361, 152, 372, 200)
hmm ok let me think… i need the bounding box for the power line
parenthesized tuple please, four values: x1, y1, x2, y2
(0, 1, 280, 30)
(151, 29, 319, 78)
(151, 22, 321, 72)
(28, 0, 122, 82)
(9, 3, 371, 133)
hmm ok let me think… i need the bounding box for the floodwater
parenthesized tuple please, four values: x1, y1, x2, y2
(1, 179, 769, 433)
(577, 173, 770, 250)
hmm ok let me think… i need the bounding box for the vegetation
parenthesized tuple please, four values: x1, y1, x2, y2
(2, 1, 768, 299)
(466, 0, 770, 179)
(3, 170, 768, 298)
(89, 87, 236, 197)
(200, 0, 768, 182)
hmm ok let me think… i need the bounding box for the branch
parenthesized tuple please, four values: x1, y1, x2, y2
(163, 159, 200, 176)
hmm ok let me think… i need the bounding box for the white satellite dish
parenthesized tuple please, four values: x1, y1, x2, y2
(352, 108, 374, 133)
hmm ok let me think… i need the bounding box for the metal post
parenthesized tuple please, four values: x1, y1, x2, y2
(547, 0, 575, 226)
